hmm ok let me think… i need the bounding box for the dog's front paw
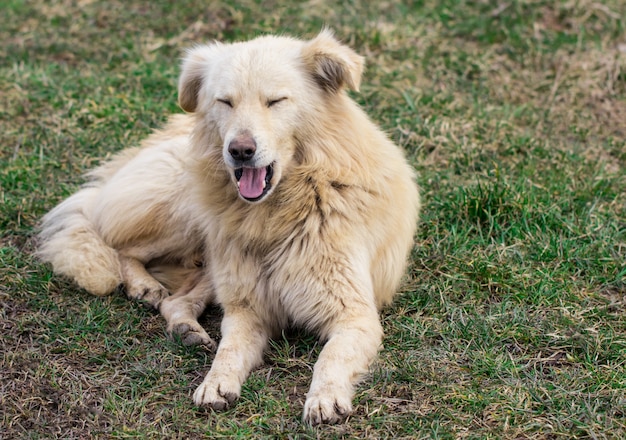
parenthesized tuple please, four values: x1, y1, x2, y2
(303, 391, 353, 425)
(193, 373, 241, 411)
(170, 321, 216, 350)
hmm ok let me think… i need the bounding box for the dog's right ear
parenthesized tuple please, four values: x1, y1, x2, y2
(178, 43, 222, 113)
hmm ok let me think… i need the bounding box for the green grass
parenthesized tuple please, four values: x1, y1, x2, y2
(2, 0, 625, 438)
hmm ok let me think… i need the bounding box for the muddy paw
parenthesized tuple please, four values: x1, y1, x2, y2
(171, 321, 216, 350)
(303, 393, 352, 425)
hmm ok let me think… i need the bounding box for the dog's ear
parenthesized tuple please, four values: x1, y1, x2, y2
(178, 43, 222, 113)
(302, 29, 365, 93)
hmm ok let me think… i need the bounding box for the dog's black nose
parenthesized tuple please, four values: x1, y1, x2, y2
(228, 136, 256, 162)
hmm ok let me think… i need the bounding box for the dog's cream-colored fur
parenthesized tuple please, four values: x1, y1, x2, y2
(38, 30, 420, 425)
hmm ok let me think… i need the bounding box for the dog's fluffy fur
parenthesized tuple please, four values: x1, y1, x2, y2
(38, 30, 420, 425)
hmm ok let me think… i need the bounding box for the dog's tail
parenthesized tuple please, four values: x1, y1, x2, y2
(37, 185, 122, 296)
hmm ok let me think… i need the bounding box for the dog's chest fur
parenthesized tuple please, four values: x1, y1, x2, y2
(199, 167, 373, 333)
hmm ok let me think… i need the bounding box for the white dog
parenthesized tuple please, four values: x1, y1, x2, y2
(38, 30, 420, 424)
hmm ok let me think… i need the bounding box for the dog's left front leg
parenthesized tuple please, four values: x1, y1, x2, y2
(303, 305, 383, 425)
(193, 305, 268, 410)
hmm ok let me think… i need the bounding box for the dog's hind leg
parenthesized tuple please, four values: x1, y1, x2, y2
(119, 255, 170, 308)
(160, 272, 216, 349)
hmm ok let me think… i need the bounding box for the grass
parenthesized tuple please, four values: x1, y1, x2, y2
(1, 0, 625, 438)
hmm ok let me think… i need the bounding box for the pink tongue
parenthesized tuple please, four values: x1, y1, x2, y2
(238, 167, 267, 199)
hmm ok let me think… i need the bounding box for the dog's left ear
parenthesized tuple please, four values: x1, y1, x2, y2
(302, 29, 364, 93)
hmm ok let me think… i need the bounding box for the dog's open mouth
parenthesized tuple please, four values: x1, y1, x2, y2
(234, 164, 274, 202)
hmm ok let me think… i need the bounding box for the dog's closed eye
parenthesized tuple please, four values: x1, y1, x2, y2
(267, 97, 287, 108)
(217, 98, 233, 108)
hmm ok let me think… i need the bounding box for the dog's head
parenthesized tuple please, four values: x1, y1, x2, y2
(178, 29, 364, 203)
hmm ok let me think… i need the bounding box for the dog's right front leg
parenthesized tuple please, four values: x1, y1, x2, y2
(193, 306, 268, 410)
